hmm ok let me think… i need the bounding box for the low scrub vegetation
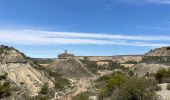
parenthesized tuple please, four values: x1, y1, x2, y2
(71, 92, 89, 100)
(124, 60, 138, 64)
(80, 58, 99, 74)
(47, 70, 70, 90)
(107, 61, 127, 71)
(167, 84, 170, 90)
(0, 73, 7, 80)
(81, 57, 127, 74)
(0, 81, 11, 99)
(155, 68, 170, 83)
(96, 72, 158, 100)
(155, 85, 162, 91)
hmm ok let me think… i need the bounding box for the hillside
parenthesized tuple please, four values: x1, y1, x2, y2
(0, 45, 54, 96)
(145, 47, 170, 56)
(132, 47, 170, 77)
(47, 59, 92, 78)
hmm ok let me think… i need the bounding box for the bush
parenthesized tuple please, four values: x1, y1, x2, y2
(47, 70, 70, 90)
(97, 89, 109, 100)
(117, 78, 156, 100)
(167, 84, 170, 90)
(124, 60, 138, 64)
(155, 85, 162, 91)
(54, 77, 70, 90)
(72, 92, 89, 100)
(107, 61, 126, 71)
(106, 73, 126, 91)
(0, 73, 7, 80)
(97, 76, 157, 100)
(40, 83, 49, 95)
(0, 81, 11, 99)
(128, 70, 134, 76)
(97, 72, 127, 100)
(155, 68, 170, 83)
(166, 47, 170, 50)
(80, 59, 99, 74)
(155, 68, 166, 83)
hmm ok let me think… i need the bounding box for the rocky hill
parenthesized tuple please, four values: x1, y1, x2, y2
(0, 45, 53, 96)
(47, 59, 92, 78)
(132, 63, 170, 77)
(145, 47, 170, 56)
(132, 47, 170, 77)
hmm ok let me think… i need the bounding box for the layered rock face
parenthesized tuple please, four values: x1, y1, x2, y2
(143, 47, 170, 62)
(145, 47, 170, 56)
(132, 47, 170, 77)
(0, 46, 53, 95)
(47, 59, 92, 78)
(0, 48, 27, 63)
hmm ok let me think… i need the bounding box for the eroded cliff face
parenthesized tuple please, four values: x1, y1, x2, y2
(0, 46, 54, 96)
(132, 47, 170, 77)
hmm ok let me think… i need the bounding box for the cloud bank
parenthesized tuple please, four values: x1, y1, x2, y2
(0, 29, 170, 47)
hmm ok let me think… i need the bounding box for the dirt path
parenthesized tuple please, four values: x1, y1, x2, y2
(157, 83, 170, 100)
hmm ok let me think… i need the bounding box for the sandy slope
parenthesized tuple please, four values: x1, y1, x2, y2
(0, 63, 54, 96)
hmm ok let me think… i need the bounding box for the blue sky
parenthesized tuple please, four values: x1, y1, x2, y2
(0, 0, 170, 58)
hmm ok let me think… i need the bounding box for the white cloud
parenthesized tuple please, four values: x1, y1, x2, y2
(118, 0, 170, 4)
(0, 29, 170, 47)
(147, 0, 170, 4)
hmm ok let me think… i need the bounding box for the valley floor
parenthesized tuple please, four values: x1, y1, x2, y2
(52, 70, 113, 100)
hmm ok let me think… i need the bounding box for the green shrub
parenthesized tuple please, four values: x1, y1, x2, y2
(47, 70, 70, 90)
(128, 70, 134, 76)
(0, 81, 11, 99)
(80, 59, 99, 74)
(167, 84, 170, 90)
(72, 92, 89, 100)
(0, 73, 7, 80)
(97, 76, 157, 100)
(155, 85, 162, 91)
(107, 61, 126, 71)
(97, 72, 127, 100)
(106, 73, 126, 91)
(118, 78, 156, 100)
(25, 95, 49, 100)
(155, 68, 170, 83)
(97, 88, 110, 100)
(166, 47, 170, 50)
(40, 83, 49, 95)
(124, 60, 138, 64)
(155, 68, 167, 83)
(54, 77, 70, 90)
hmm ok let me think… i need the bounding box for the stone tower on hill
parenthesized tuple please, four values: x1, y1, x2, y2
(58, 50, 74, 59)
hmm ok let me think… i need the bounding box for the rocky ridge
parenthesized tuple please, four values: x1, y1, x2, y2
(145, 47, 170, 56)
(0, 45, 54, 96)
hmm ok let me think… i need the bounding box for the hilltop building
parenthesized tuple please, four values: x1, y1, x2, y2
(58, 50, 74, 59)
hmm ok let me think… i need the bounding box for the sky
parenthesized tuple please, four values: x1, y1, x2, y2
(0, 0, 170, 58)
